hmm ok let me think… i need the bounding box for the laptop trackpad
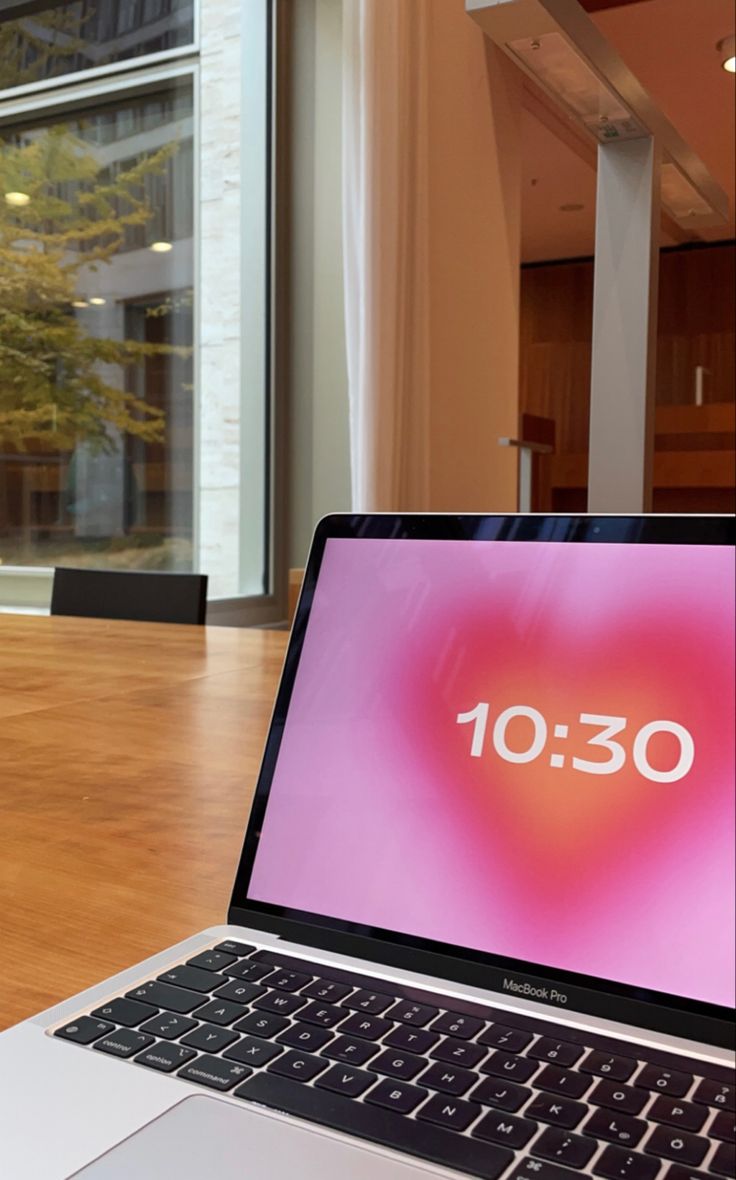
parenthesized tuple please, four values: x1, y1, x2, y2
(71, 1094, 436, 1178)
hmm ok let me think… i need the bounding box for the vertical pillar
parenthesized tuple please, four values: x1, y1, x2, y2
(588, 136, 660, 513)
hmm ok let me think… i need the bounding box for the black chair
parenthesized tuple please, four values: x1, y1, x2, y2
(50, 567, 208, 625)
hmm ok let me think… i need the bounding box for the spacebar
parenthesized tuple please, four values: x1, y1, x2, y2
(235, 1073, 515, 1179)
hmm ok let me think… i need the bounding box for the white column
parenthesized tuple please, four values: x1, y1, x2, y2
(198, 0, 243, 597)
(588, 136, 661, 513)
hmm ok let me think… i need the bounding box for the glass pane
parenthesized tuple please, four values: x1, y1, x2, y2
(0, 82, 195, 573)
(0, 0, 194, 92)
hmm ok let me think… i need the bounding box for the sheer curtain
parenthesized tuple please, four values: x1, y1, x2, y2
(342, 0, 431, 512)
(342, 0, 522, 515)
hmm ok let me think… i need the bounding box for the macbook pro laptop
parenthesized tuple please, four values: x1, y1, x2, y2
(1, 513, 734, 1180)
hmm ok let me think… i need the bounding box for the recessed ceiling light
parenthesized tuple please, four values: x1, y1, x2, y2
(717, 35, 735, 73)
(149, 240, 173, 253)
(559, 203, 584, 213)
(88, 296, 106, 305)
(4, 191, 30, 207)
(71, 300, 89, 309)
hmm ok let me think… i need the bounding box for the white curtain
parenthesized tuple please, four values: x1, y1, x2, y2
(342, 0, 522, 515)
(342, 0, 431, 512)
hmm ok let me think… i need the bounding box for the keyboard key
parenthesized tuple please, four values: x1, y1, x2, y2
(297, 1001, 344, 1028)
(527, 1093, 587, 1129)
(482, 1050, 539, 1083)
(419, 1061, 477, 1096)
(228, 960, 275, 983)
(710, 1111, 735, 1142)
(385, 1000, 438, 1027)
(55, 1017, 113, 1045)
(535, 1064, 592, 1099)
(236, 1072, 514, 1179)
(93, 1029, 154, 1058)
(268, 1050, 328, 1083)
(710, 1142, 735, 1176)
(650, 1097, 707, 1132)
(581, 1051, 637, 1082)
(139, 1012, 197, 1040)
(418, 1094, 480, 1133)
(214, 979, 266, 1004)
(474, 1109, 537, 1148)
(431, 1037, 486, 1069)
(371, 1049, 426, 1081)
(589, 1079, 649, 1115)
(532, 1127, 597, 1169)
(645, 1126, 708, 1167)
(637, 1065, 693, 1098)
(322, 1035, 379, 1067)
(470, 1077, 531, 1112)
(180, 1023, 239, 1053)
(213, 941, 255, 957)
(365, 1078, 428, 1115)
(178, 1054, 251, 1091)
(252, 991, 307, 1017)
(301, 978, 353, 1003)
(510, 1160, 582, 1180)
(134, 1041, 196, 1072)
(188, 950, 238, 972)
(384, 1025, 439, 1055)
(692, 1081, 734, 1112)
(338, 1012, 392, 1041)
(193, 999, 247, 1026)
(224, 1036, 283, 1067)
(594, 1146, 661, 1180)
(158, 965, 226, 993)
(126, 981, 202, 1014)
(268, 969, 313, 993)
(276, 1023, 332, 1053)
(92, 998, 157, 1027)
(315, 1065, 377, 1098)
(585, 1108, 647, 1147)
(665, 1167, 711, 1180)
(479, 1024, 534, 1053)
(431, 1011, 484, 1040)
(233, 1011, 289, 1038)
(529, 1038, 584, 1067)
(343, 989, 395, 1015)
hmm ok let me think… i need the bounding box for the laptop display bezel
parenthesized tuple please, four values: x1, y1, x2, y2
(228, 513, 736, 1051)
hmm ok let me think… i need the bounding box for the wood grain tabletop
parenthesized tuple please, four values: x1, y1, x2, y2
(0, 613, 288, 1031)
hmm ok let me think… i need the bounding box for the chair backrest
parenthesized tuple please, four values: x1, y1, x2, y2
(50, 567, 208, 625)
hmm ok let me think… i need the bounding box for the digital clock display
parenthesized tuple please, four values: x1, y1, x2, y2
(248, 537, 735, 1010)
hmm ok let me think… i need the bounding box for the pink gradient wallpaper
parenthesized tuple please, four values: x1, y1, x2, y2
(248, 538, 736, 1008)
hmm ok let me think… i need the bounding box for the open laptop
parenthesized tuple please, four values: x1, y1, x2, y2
(1, 513, 733, 1180)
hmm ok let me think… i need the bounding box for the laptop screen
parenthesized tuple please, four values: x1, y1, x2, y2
(241, 520, 735, 1023)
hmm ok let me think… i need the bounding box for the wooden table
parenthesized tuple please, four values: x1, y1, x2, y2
(0, 614, 288, 1032)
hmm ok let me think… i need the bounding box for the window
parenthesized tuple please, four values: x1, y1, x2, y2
(0, 0, 278, 618)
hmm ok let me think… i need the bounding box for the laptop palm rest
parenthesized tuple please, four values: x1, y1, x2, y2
(70, 1094, 436, 1179)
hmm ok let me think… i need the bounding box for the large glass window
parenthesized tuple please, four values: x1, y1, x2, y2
(0, 83, 194, 572)
(0, 0, 278, 619)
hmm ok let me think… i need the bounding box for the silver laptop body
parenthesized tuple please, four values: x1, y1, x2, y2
(1, 514, 733, 1180)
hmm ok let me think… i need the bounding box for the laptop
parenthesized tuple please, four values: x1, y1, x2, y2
(1, 513, 733, 1180)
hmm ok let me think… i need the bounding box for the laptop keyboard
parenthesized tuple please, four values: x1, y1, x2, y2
(53, 943, 736, 1180)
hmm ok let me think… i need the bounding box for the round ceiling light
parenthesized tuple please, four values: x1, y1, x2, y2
(4, 191, 30, 207)
(89, 296, 106, 305)
(149, 240, 173, 253)
(71, 300, 89, 309)
(717, 35, 735, 72)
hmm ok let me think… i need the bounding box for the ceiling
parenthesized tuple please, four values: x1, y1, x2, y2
(520, 0, 736, 262)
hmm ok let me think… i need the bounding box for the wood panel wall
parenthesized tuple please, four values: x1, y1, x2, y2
(519, 241, 736, 457)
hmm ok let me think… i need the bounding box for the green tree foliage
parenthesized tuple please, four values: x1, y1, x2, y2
(0, 123, 188, 453)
